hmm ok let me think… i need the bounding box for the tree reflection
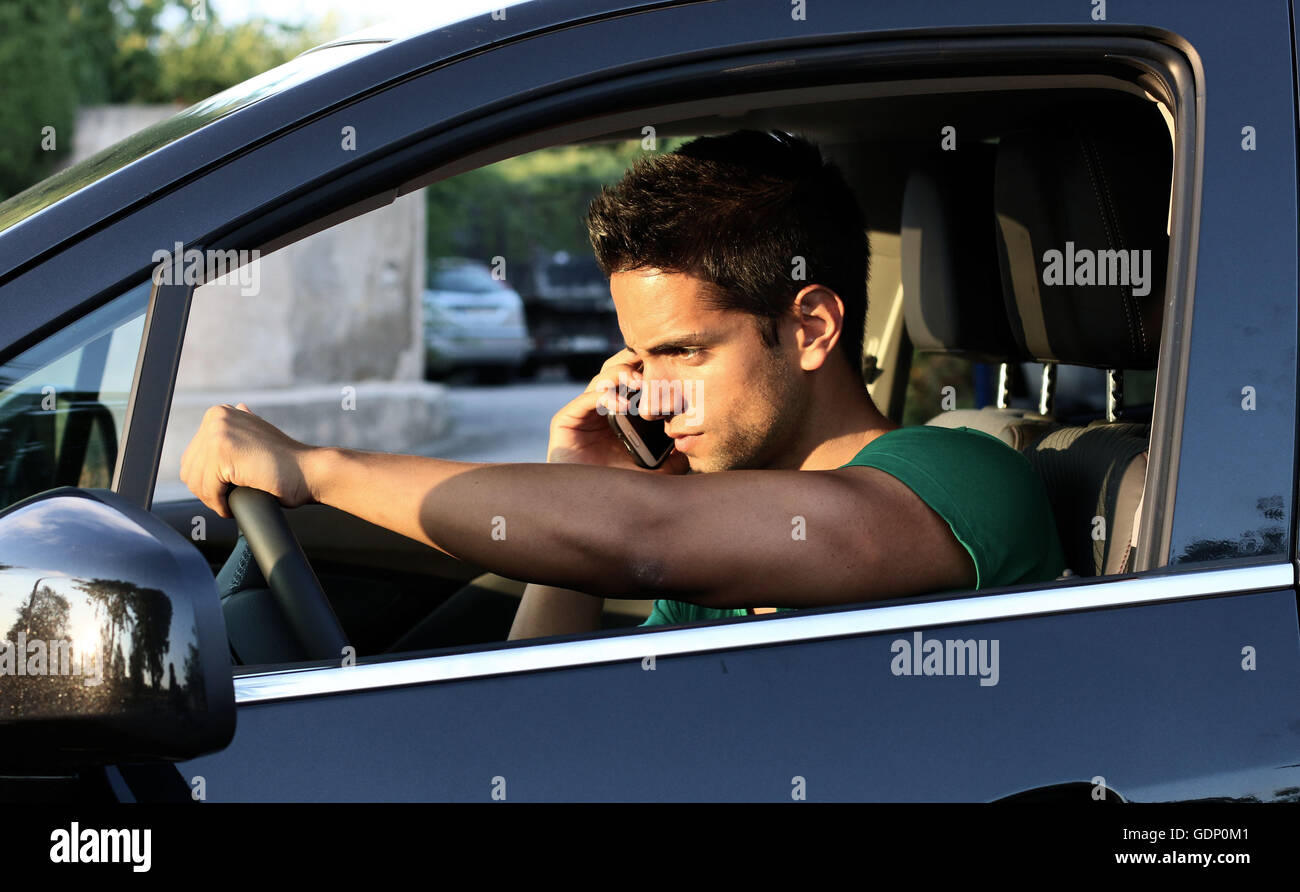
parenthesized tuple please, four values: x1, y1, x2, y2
(77, 577, 172, 692)
(6, 583, 70, 643)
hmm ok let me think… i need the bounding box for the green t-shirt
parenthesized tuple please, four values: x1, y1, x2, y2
(640, 425, 1067, 627)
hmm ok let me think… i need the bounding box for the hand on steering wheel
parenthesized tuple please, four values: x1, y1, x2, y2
(227, 486, 349, 662)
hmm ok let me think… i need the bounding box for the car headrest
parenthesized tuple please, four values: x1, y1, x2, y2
(902, 144, 1023, 362)
(994, 98, 1172, 369)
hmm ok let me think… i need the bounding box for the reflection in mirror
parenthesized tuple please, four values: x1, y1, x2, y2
(0, 488, 233, 767)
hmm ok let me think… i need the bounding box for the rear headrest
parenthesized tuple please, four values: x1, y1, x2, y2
(902, 144, 1022, 361)
(994, 98, 1172, 369)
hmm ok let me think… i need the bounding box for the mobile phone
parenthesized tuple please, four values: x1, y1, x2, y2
(607, 387, 676, 468)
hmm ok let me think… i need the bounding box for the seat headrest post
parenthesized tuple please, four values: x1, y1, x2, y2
(996, 362, 1010, 410)
(1039, 362, 1057, 417)
(1106, 369, 1124, 423)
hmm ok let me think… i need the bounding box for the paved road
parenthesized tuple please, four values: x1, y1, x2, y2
(150, 373, 584, 503)
(153, 372, 656, 618)
(426, 374, 581, 463)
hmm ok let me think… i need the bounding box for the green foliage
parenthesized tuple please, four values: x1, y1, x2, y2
(425, 138, 693, 267)
(61, 1, 325, 105)
(64, 0, 124, 104)
(0, 0, 334, 200)
(0, 0, 79, 198)
(59, 0, 171, 105)
(103, 0, 169, 103)
(154, 13, 331, 105)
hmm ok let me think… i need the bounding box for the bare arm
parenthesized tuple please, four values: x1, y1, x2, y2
(179, 344, 974, 614)
(309, 449, 970, 606)
(294, 448, 690, 596)
(509, 584, 605, 640)
(183, 409, 972, 607)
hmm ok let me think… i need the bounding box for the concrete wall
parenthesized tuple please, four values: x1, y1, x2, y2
(174, 190, 428, 390)
(155, 191, 449, 501)
(64, 105, 181, 166)
(63, 105, 449, 502)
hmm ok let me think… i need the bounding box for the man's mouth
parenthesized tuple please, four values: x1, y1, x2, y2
(670, 432, 702, 453)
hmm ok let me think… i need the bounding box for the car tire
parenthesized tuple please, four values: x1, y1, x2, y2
(565, 357, 603, 381)
(476, 365, 517, 385)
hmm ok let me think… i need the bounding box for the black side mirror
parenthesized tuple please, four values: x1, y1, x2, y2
(0, 487, 234, 770)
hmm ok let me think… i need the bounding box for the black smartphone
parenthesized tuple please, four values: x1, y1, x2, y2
(607, 387, 675, 468)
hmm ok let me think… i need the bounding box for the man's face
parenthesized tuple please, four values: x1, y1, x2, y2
(609, 268, 806, 472)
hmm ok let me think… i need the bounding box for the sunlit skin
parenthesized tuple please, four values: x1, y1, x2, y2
(513, 268, 904, 627)
(180, 267, 975, 641)
(608, 268, 878, 474)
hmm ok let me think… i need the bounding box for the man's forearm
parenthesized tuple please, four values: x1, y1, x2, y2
(509, 584, 605, 640)
(305, 446, 659, 596)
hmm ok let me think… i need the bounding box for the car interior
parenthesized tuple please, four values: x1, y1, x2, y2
(0, 74, 1177, 673)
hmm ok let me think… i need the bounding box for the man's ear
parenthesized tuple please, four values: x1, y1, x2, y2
(790, 285, 845, 371)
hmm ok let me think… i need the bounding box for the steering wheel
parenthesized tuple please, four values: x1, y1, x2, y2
(227, 486, 350, 662)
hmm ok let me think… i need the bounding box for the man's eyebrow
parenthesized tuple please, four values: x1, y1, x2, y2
(627, 332, 712, 355)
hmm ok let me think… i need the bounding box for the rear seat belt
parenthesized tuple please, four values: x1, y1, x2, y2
(1118, 455, 1147, 574)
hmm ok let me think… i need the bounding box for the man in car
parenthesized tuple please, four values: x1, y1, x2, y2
(181, 129, 1067, 642)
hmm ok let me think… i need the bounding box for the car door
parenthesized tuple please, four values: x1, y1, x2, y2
(162, 2, 1300, 802)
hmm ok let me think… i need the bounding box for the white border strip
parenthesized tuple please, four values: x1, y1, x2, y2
(233, 563, 1293, 704)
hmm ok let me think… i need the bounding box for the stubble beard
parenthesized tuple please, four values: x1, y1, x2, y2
(696, 351, 804, 472)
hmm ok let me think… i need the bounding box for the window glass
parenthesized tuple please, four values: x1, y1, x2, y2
(0, 281, 150, 511)
(153, 138, 693, 504)
(154, 139, 694, 666)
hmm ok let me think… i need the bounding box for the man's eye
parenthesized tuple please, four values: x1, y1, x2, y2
(675, 348, 701, 360)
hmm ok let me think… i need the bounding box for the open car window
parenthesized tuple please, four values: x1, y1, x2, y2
(146, 66, 1192, 676)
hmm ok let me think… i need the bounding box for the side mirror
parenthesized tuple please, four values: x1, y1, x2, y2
(0, 487, 234, 769)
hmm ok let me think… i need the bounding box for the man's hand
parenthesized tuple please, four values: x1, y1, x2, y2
(546, 348, 689, 475)
(512, 349, 687, 641)
(179, 402, 316, 518)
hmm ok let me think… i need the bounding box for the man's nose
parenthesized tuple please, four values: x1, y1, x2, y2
(636, 378, 687, 420)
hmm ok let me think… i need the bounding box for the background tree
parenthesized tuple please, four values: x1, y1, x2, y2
(156, 13, 328, 104)
(0, 0, 78, 198)
(0, 0, 330, 201)
(426, 139, 692, 269)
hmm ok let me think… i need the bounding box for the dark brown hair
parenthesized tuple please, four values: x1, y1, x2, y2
(587, 130, 869, 379)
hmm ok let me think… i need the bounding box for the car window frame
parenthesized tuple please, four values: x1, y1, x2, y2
(105, 32, 1241, 696)
(1, 10, 1261, 703)
(240, 39, 1205, 576)
(232, 561, 1292, 698)
(114, 278, 196, 506)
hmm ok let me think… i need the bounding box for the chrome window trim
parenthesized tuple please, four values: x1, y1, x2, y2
(233, 562, 1294, 705)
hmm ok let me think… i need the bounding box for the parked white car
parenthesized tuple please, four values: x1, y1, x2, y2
(423, 257, 531, 382)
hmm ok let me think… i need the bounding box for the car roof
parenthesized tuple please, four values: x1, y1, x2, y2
(0, 0, 698, 284)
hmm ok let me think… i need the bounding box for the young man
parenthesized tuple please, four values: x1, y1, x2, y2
(181, 130, 1066, 644)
